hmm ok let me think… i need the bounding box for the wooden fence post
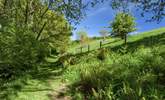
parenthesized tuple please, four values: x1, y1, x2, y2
(100, 41, 102, 48)
(80, 46, 83, 53)
(151, 36, 153, 45)
(88, 45, 90, 52)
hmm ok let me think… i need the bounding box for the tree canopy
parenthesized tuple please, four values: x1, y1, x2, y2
(0, 0, 74, 79)
(110, 12, 136, 44)
(89, 0, 165, 22)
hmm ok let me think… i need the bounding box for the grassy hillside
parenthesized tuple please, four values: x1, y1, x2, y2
(1, 27, 165, 100)
(63, 27, 165, 99)
(69, 27, 165, 53)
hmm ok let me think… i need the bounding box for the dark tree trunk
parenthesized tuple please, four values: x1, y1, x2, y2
(25, 0, 29, 24)
(36, 22, 47, 40)
(80, 46, 83, 53)
(88, 45, 90, 52)
(124, 34, 127, 45)
(100, 41, 102, 48)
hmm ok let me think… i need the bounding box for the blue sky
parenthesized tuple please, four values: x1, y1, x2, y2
(72, 2, 165, 40)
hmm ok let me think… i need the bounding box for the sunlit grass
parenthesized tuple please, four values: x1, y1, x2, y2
(1, 27, 165, 100)
(69, 27, 165, 53)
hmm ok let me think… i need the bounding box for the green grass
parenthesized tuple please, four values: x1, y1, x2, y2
(65, 46, 165, 100)
(14, 77, 65, 100)
(68, 27, 165, 53)
(64, 27, 165, 99)
(0, 63, 66, 100)
(13, 79, 53, 100)
(1, 27, 165, 100)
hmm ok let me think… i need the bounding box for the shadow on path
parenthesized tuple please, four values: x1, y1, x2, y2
(0, 62, 67, 100)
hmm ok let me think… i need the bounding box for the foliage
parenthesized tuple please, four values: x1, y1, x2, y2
(70, 46, 165, 100)
(110, 12, 136, 44)
(91, 0, 165, 22)
(97, 48, 109, 60)
(0, 30, 48, 80)
(37, 0, 89, 24)
(1, 28, 164, 100)
(62, 29, 165, 100)
(76, 30, 90, 47)
(0, 0, 165, 99)
(135, 0, 165, 22)
(0, 0, 72, 81)
(112, 0, 165, 22)
(68, 28, 165, 54)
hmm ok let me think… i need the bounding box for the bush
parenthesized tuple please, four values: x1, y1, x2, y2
(97, 48, 109, 60)
(0, 31, 49, 80)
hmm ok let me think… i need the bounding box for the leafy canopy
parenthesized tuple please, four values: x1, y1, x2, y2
(95, 0, 165, 22)
(0, 0, 73, 79)
(111, 12, 136, 38)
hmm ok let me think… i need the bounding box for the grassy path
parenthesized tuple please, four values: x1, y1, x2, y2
(48, 83, 71, 100)
(13, 76, 71, 100)
(6, 66, 72, 100)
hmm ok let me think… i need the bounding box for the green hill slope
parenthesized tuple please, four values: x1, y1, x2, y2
(5, 27, 165, 100)
(69, 27, 165, 53)
(62, 27, 165, 100)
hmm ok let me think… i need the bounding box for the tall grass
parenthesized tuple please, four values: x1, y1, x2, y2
(67, 46, 165, 100)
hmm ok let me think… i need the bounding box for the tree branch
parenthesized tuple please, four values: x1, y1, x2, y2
(25, 0, 29, 24)
(36, 22, 47, 40)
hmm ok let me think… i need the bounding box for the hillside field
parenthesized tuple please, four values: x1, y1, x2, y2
(68, 27, 165, 54)
(1, 27, 165, 100)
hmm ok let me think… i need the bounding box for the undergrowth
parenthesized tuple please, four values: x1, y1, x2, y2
(64, 46, 165, 100)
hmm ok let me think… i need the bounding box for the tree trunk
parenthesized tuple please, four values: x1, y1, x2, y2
(36, 22, 47, 40)
(88, 45, 90, 52)
(80, 47, 83, 53)
(25, 0, 29, 25)
(100, 41, 102, 48)
(124, 34, 127, 45)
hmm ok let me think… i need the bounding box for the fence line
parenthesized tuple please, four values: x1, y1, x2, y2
(76, 41, 103, 53)
(75, 35, 160, 54)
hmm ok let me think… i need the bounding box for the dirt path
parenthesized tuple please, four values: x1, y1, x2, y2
(48, 83, 72, 100)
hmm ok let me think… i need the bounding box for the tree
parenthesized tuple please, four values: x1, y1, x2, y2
(91, 0, 165, 22)
(134, 0, 165, 22)
(0, 0, 73, 53)
(99, 30, 109, 40)
(0, 0, 73, 79)
(76, 30, 89, 47)
(110, 12, 136, 45)
(39, 10, 72, 54)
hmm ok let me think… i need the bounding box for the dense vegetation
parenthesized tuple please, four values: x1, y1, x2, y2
(111, 12, 136, 45)
(0, 0, 165, 100)
(62, 28, 165, 100)
(0, 0, 72, 83)
(0, 27, 164, 100)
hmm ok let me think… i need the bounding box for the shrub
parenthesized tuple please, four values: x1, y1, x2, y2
(97, 48, 109, 60)
(0, 31, 49, 81)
